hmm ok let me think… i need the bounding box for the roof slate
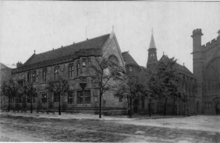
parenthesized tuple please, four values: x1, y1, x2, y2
(159, 55, 195, 78)
(122, 52, 139, 66)
(24, 34, 110, 66)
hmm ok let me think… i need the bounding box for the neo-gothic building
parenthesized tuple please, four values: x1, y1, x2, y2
(9, 31, 129, 114)
(192, 29, 220, 115)
(127, 33, 197, 115)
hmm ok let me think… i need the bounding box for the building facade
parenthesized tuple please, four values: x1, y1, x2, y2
(8, 32, 128, 114)
(0, 63, 12, 108)
(127, 33, 197, 115)
(192, 29, 220, 115)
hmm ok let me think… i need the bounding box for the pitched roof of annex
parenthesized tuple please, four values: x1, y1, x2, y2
(122, 51, 139, 66)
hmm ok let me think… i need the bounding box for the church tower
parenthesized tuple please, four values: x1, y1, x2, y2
(147, 31, 158, 68)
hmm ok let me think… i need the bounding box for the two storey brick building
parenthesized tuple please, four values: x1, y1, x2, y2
(10, 31, 128, 114)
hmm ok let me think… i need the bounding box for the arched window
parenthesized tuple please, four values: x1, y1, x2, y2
(108, 55, 119, 65)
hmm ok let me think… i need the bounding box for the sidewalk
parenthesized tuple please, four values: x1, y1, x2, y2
(0, 111, 133, 121)
(0, 111, 184, 121)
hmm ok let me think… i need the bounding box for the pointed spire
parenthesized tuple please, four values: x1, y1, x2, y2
(149, 29, 156, 49)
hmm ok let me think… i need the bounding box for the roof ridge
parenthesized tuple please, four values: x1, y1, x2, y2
(36, 33, 110, 56)
(23, 33, 110, 66)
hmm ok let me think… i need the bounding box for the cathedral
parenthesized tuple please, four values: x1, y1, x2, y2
(192, 29, 220, 115)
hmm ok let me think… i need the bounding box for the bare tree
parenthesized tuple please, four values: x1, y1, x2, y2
(47, 76, 69, 115)
(22, 82, 38, 113)
(1, 79, 21, 111)
(114, 75, 142, 118)
(90, 57, 124, 118)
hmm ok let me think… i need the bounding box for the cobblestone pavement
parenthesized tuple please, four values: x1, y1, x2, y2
(0, 113, 219, 142)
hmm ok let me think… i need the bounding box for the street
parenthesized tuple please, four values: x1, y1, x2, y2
(0, 113, 219, 142)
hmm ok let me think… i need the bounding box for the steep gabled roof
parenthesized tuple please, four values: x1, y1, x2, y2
(0, 63, 10, 70)
(159, 55, 195, 78)
(24, 34, 110, 66)
(122, 51, 139, 66)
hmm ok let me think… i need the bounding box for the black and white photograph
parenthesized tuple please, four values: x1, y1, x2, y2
(0, 1, 220, 142)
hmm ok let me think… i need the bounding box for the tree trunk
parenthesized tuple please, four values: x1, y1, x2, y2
(8, 96, 10, 112)
(129, 96, 132, 118)
(164, 98, 167, 116)
(148, 98, 152, 117)
(31, 97, 33, 114)
(173, 99, 176, 115)
(59, 93, 61, 115)
(99, 92, 102, 118)
(127, 96, 130, 118)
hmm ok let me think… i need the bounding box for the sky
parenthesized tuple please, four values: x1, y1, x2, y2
(0, 2, 220, 72)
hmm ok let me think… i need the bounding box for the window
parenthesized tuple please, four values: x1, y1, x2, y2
(88, 58, 91, 66)
(54, 93, 59, 102)
(119, 96, 122, 102)
(27, 71, 31, 83)
(32, 70, 36, 82)
(108, 55, 119, 65)
(27, 96, 31, 103)
(129, 66, 132, 72)
(42, 68, 47, 82)
(18, 96, 22, 103)
(42, 94, 47, 103)
(77, 91, 83, 104)
(54, 66, 59, 79)
(84, 90, 91, 104)
(142, 97, 145, 109)
(68, 91, 74, 104)
(76, 61, 80, 77)
(68, 64, 74, 79)
(82, 60, 86, 67)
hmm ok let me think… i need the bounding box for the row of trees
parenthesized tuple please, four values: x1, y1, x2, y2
(0, 57, 124, 118)
(114, 57, 191, 117)
(1, 56, 192, 118)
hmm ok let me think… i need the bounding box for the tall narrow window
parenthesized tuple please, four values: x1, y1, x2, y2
(54, 93, 59, 102)
(68, 91, 74, 104)
(84, 90, 91, 104)
(76, 61, 80, 77)
(42, 68, 47, 82)
(119, 97, 122, 102)
(68, 63, 74, 79)
(27, 71, 31, 83)
(27, 96, 31, 103)
(82, 59, 86, 67)
(54, 66, 59, 79)
(77, 91, 83, 104)
(42, 94, 47, 103)
(32, 70, 36, 82)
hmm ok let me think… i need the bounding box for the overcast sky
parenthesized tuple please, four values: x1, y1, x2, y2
(0, 2, 220, 72)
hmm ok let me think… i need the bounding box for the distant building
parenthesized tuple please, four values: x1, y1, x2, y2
(0, 63, 12, 108)
(8, 31, 128, 114)
(124, 33, 197, 115)
(192, 29, 220, 115)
